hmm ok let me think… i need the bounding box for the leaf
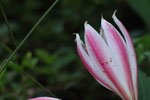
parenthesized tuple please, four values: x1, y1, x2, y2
(35, 49, 56, 65)
(21, 52, 38, 69)
(138, 70, 150, 100)
(0, 67, 6, 90)
(135, 34, 150, 50)
(8, 62, 20, 71)
(135, 35, 150, 74)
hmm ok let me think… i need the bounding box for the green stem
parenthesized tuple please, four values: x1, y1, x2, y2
(0, 2, 17, 48)
(0, 0, 59, 74)
(21, 70, 57, 97)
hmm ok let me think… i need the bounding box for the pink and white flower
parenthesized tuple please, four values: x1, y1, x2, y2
(75, 12, 138, 100)
(28, 97, 60, 100)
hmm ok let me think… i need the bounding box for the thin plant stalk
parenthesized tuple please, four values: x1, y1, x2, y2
(21, 70, 57, 97)
(0, 1, 17, 48)
(0, 0, 59, 75)
(0, 0, 59, 97)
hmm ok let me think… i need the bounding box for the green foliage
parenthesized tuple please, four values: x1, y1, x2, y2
(135, 34, 150, 75)
(139, 70, 150, 100)
(35, 49, 56, 65)
(22, 52, 38, 69)
(35, 48, 77, 74)
(135, 34, 150, 100)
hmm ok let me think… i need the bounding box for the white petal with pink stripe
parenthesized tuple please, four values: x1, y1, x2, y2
(75, 12, 138, 100)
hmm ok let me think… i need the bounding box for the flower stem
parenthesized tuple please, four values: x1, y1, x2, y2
(0, 1, 17, 48)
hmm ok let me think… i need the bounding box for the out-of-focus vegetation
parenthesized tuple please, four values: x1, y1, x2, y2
(0, 0, 150, 100)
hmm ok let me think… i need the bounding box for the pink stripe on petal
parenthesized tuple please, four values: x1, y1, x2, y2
(101, 18, 135, 100)
(28, 97, 60, 100)
(112, 11, 134, 48)
(76, 34, 121, 96)
(112, 12, 138, 100)
(84, 23, 130, 100)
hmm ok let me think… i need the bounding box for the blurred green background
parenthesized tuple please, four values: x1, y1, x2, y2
(0, 0, 150, 100)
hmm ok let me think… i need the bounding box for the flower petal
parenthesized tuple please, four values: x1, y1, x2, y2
(113, 12, 138, 100)
(101, 18, 135, 99)
(84, 23, 129, 100)
(76, 33, 120, 95)
(28, 97, 60, 100)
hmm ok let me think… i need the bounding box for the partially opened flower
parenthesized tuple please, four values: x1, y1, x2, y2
(28, 97, 60, 100)
(75, 12, 138, 100)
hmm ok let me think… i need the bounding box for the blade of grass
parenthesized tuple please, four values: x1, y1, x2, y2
(0, 0, 59, 74)
(0, 1, 17, 48)
(21, 70, 57, 97)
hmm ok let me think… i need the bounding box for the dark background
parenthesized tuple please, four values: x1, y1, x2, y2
(0, 0, 150, 100)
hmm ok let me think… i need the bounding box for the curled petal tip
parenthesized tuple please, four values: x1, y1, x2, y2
(84, 21, 88, 26)
(101, 17, 110, 28)
(101, 13, 103, 17)
(84, 21, 89, 30)
(75, 33, 80, 42)
(112, 10, 117, 19)
(73, 33, 78, 35)
(101, 16, 104, 23)
(73, 33, 78, 37)
(75, 33, 80, 39)
(101, 17, 106, 24)
(84, 21, 94, 35)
